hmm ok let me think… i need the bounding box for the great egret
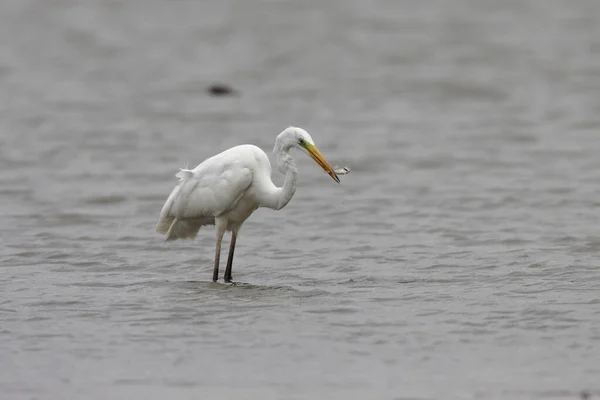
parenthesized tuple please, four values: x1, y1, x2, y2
(156, 126, 343, 282)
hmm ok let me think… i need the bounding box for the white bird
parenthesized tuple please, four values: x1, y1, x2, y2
(156, 126, 342, 283)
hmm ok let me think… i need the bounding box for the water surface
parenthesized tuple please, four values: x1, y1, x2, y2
(1, 0, 600, 399)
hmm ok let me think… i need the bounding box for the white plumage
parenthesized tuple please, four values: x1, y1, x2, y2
(156, 126, 342, 282)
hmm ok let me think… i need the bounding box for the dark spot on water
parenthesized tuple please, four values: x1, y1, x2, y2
(207, 83, 237, 96)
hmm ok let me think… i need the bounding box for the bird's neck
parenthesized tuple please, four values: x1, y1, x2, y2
(273, 151, 297, 210)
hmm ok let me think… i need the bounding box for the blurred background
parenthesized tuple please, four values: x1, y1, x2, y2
(1, 0, 599, 399)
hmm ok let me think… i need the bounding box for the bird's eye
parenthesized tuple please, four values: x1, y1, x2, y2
(299, 139, 305, 145)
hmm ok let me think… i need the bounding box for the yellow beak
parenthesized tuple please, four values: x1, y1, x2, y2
(305, 143, 340, 183)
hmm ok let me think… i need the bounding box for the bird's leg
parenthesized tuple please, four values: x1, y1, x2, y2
(212, 230, 225, 282)
(224, 231, 237, 283)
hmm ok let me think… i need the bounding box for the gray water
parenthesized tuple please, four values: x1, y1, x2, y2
(1, 0, 600, 399)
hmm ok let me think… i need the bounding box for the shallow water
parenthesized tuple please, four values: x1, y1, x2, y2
(1, 0, 600, 399)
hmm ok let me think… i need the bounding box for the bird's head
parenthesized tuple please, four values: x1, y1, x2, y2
(277, 126, 340, 183)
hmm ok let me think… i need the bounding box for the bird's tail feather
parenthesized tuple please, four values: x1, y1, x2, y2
(156, 216, 203, 241)
(156, 168, 212, 241)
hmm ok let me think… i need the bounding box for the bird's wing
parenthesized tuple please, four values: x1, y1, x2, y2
(159, 162, 253, 222)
